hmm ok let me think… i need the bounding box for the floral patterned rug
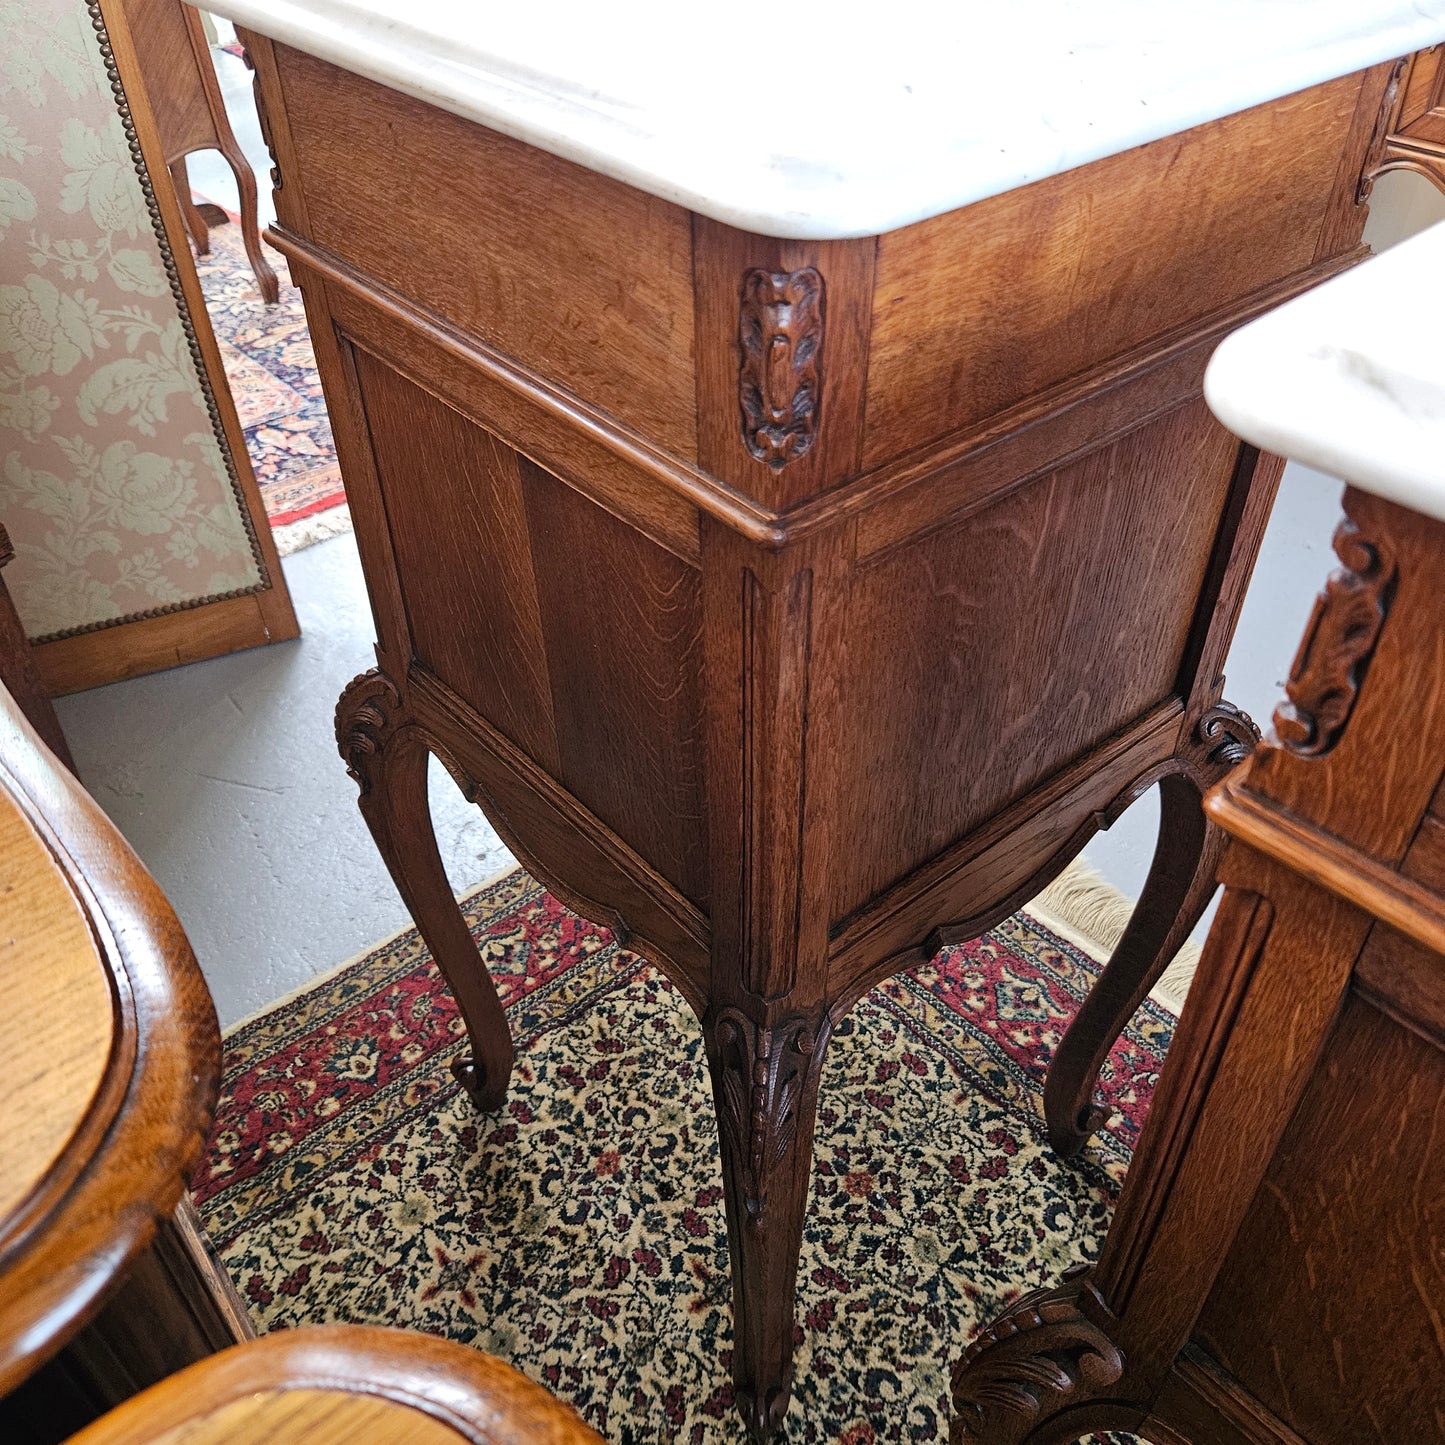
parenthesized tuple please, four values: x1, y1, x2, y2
(193, 869, 1170, 1443)
(191, 216, 348, 553)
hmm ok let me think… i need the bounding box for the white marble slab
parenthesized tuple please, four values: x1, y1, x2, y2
(198, 0, 1445, 239)
(1206, 222, 1445, 523)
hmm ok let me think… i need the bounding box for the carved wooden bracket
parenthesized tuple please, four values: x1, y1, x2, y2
(738, 267, 825, 468)
(950, 1264, 1126, 1445)
(1273, 518, 1396, 757)
(712, 1009, 828, 1224)
(1195, 700, 1260, 771)
(240, 44, 284, 192)
(335, 668, 403, 796)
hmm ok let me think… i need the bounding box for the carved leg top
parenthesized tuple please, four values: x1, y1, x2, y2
(705, 1005, 834, 1441)
(950, 1265, 1126, 1445)
(335, 668, 403, 796)
(1187, 700, 1261, 780)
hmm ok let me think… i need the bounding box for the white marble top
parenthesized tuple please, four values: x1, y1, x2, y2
(201, 0, 1445, 239)
(1206, 223, 1445, 524)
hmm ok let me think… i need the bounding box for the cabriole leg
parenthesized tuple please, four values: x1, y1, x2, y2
(336, 669, 513, 1109)
(1044, 774, 1225, 1157)
(219, 133, 279, 303)
(703, 1004, 833, 1442)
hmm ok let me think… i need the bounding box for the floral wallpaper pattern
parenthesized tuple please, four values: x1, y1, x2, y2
(0, 0, 263, 641)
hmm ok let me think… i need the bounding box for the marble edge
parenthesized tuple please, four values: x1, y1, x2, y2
(1205, 224, 1445, 525)
(197, 0, 1445, 239)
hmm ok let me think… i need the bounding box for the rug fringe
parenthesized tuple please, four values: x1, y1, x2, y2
(1022, 859, 1200, 1015)
(271, 502, 353, 557)
(220, 859, 521, 1037)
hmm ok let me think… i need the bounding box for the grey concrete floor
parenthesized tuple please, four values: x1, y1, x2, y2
(56, 534, 514, 1027)
(67, 27, 1445, 1026)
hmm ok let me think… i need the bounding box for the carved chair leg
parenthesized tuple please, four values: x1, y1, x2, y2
(336, 671, 513, 1110)
(704, 1005, 833, 1443)
(1044, 771, 1227, 1157)
(219, 134, 280, 304)
(950, 1264, 1129, 1445)
(170, 157, 211, 257)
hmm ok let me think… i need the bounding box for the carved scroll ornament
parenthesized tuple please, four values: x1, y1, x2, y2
(950, 1264, 1125, 1445)
(1194, 700, 1261, 771)
(1273, 518, 1396, 757)
(738, 267, 825, 468)
(335, 668, 403, 796)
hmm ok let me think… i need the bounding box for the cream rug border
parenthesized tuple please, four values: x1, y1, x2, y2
(1023, 859, 1199, 1016)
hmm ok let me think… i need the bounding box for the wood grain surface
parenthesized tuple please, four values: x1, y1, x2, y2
(270, 47, 697, 459)
(952, 487, 1445, 1443)
(62, 1325, 605, 1445)
(0, 683, 221, 1398)
(238, 26, 1401, 1435)
(0, 787, 113, 1224)
(113, 1392, 465, 1445)
(865, 70, 1370, 467)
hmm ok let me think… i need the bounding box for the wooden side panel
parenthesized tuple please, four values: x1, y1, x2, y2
(864, 71, 1366, 467)
(1394, 46, 1445, 142)
(350, 348, 559, 772)
(271, 47, 698, 460)
(1195, 994, 1445, 1445)
(124, 0, 213, 158)
(348, 349, 708, 906)
(521, 463, 708, 906)
(834, 400, 1237, 919)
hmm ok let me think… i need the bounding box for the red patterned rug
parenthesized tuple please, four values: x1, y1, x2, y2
(193, 869, 1167, 1443)
(192, 218, 348, 552)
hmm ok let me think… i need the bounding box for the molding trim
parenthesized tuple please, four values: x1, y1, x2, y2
(740, 567, 813, 999)
(1205, 773, 1445, 956)
(268, 226, 1370, 554)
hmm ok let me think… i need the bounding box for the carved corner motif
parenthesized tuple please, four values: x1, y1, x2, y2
(1273, 518, 1396, 757)
(335, 669, 403, 796)
(712, 1009, 828, 1224)
(950, 1265, 1125, 1445)
(738, 267, 825, 469)
(1357, 56, 1412, 205)
(1194, 700, 1261, 772)
(239, 44, 284, 192)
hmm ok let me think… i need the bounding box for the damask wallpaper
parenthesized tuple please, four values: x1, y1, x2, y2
(0, 0, 265, 642)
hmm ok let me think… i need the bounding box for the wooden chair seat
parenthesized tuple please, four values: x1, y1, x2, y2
(62, 1326, 603, 1445)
